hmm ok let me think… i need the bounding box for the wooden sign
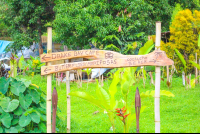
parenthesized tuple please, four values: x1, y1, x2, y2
(41, 50, 174, 75)
(40, 50, 125, 62)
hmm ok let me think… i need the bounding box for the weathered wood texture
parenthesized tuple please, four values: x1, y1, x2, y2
(41, 50, 174, 75)
(41, 50, 124, 62)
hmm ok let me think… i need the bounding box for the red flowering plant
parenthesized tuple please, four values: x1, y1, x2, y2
(115, 106, 130, 124)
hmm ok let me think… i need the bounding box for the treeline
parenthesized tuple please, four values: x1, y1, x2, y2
(0, 0, 199, 54)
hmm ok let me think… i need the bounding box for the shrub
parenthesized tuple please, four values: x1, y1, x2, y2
(161, 9, 200, 75)
(0, 77, 47, 133)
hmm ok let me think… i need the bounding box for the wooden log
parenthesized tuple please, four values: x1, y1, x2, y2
(155, 21, 161, 133)
(41, 50, 174, 75)
(46, 27, 52, 133)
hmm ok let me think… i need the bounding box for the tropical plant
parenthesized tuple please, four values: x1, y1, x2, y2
(0, 77, 47, 133)
(82, 68, 92, 89)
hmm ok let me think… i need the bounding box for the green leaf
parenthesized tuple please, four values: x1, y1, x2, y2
(19, 114, 31, 127)
(189, 61, 200, 70)
(69, 91, 102, 109)
(174, 48, 187, 69)
(121, 81, 129, 96)
(0, 112, 12, 128)
(14, 106, 23, 116)
(138, 39, 154, 55)
(1, 97, 19, 112)
(19, 93, 32, 110)
(0, 127, 3, 133)
(18, 55, 24, 69)
(11, 118, 19, 125)
(15, 125, 25, 132)
(39, 122, 46, 133)
(30, 55, 35, 60)
(30, 112, 40, 123)
(5, 127, 18, 133)
(16, 78, 31, 87)
(10, 80, 26, 96)
(29, 128, 42, 133)
(0, 77, 10, 94)
(28, 89, 40, 104)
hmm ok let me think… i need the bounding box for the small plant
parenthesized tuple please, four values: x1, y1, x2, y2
(82, 68, 92, 89)
(0, 77, 47, 133)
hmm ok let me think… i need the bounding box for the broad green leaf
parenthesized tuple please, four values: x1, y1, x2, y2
(190, 61, 200, 70)
(28, 89, 40, 104)
(39, 122, 46, 133)
(0, 107, 3, 113)
(121, 81, 129, 96)
(18, 55, 24, 69)
(29, 128, 42, 133)
(10, 80, 26, 96)
(174, 48, 187, 69)
(0, 127, 3, 133)
(160, 90, 175, 97)
(16, 78, 31, 87)
(0, 77, 10, 94)
(19, 93, 32, 110)
(69, 91, 102, 109)
(15, 125, 25, 132)
(30, 112, 40, 123)
(30, 55, 35, 60)
(19, 114, 31, 127)
(11, 118, 19, 125)
(24, 108, 35, 116)
(5, 127, 18, 133)
(1, 97, 19, 112)
(0, 112, 12, 128)
(14, 106, 23, 116)
(138, 39, 154, 55)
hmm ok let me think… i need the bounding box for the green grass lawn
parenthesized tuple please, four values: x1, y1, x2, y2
(18, 74, 200, 133)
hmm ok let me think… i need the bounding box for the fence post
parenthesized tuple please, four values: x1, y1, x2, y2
(135, 87, 141, 133)
(52, 87, 58, 133)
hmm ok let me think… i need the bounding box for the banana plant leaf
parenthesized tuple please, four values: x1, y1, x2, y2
(174, 48, 187, 69)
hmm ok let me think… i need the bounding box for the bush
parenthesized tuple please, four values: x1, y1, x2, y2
(0, 77, 47, 133)
(161, 9, 200, 74)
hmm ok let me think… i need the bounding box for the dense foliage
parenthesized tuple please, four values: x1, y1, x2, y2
(161, 9, 200, 74)
(0, 0, 55, 53)
(53, 0, 174, 54)
(0, 77, 47, 133)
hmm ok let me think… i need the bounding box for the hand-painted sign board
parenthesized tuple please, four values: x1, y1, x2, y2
(41, 50, 174, 75)
(40, 50, 125, 62)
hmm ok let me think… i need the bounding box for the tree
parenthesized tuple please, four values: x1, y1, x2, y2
(1, 0, 55, 54)
(53, 0, 173, 54)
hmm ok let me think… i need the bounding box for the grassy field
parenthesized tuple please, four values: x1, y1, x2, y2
(18, 74, 200, 133)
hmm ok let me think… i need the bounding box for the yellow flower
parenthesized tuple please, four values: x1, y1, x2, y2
(8, 71, 10, 74)
(31, 72, 34, 77)
(31, 84, 39, 88)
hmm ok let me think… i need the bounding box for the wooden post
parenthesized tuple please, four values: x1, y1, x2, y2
(46, 27, 52, 133)
(64, 46, 70, 133)
(199, 59, 200, 84)
(167, 65, 169, 82)
(195, 53, 197, 83)
(155, 21, 161, 133)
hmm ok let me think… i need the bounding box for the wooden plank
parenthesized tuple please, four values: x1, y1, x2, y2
(40, 50, 124, 62)
(41, 50, 174, 75)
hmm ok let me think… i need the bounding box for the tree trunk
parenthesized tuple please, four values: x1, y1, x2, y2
(38, 18, 43, 55)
